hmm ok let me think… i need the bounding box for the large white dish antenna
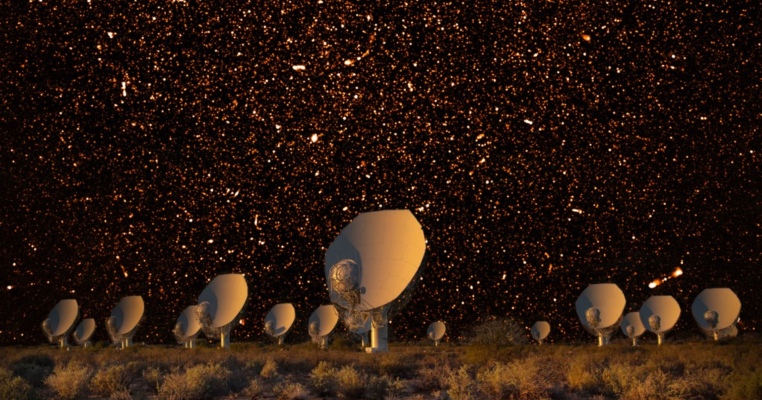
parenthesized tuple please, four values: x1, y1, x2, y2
(325, 209, 426, 311)
(530, 321, 550, 344)
(175, 305, 202, 348)
(43, 299, 79, 348)
(325, 209, 427, 353)
(198, 274, 248, 328)
(111, 296, 145, 336)
(108, 296, 144, 348)
(691, 288, 741, 340)
(621, 312, 646, 346)
(639, 295, 681, 343)
(575, 283, 626, 345)
(72, 318, 95, 347)
(308, 305, 339, 349)
(427, 321, 446, 346)
(309, 305, 339, 338)
(265, 303, 296, 345)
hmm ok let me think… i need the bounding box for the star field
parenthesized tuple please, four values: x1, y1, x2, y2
(1, 1, 760, 345)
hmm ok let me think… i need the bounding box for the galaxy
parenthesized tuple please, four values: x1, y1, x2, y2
(1, 1, 759, 345)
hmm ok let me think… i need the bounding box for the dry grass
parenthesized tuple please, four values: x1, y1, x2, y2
(0, 337, 758, 399)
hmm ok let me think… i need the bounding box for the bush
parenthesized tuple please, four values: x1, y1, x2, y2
(446, 365, 478, 400)
(241, 377, 264, 399)
(273, 380, 310, 400)
(90, 364, 132, 397)
(309, 361, 336, 396)
(157, 363, 231, 399)
(44, 361, 92, 400)
(259, 358, 279, 379)
(468, 317, 527, 346)
(335, 365, 365, 399)
(11, 355, 55, 388)
(142, 366, 164, 394)
(477, 358, 549, 399)
(0, 367, 35, 400)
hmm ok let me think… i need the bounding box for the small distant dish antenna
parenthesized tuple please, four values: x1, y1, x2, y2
(42, 299, 79, 348)
(576, 283, 626, 346)
(72, 318, 96, 348)
(107, 296, 144, 349)
(639, 295, 681, 345)
(620, 312, 646, 346)
(325, 209, 427, 353)
(264, 303, 296, 345)
(691, 288, 741, 341)
(174, 306, 202, 349)
(197, 273, 248, 349)
(530, 321, 550, 345)
(427, 321, 446, 346)
(308, 304, 339, 349)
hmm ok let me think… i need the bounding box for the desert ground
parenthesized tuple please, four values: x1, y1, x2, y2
(1, 335, 760, 400)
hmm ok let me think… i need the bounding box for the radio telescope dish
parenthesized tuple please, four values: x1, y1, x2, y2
(427, 321, 446, 347)
(197, 273, 248, 349)
(691, 288, 741, 341)
(325, 209, 427, 353)
(72, 318, 96, 348)
(639, 295, 681, 345)
(42, 299, 79, 348)
(575, 283, 626, 346)
(264, 303, 296, 345)
(621, 312, 646, 346)
(107, 296, 144, 349)
(530, 321, 550, 345)
(174, 306, 202, 349)
(308, 305, 339, 349)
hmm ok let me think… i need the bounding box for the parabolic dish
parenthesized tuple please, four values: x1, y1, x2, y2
(639, 295, 681, 333)
(111, 296, 144, 335)
(308, 305, 339, 337)
(427, 321, 446, 341)
(531, 321, 551, 341)
(575, 283, 626, 329)
(691, 288, 741, 330)
(74, 318, 96, 342)
(198, 274, 248, 328)
(177, 305, 202, 340)
(621, 312, 646, 337)
(325, 209, 426, 311)
(265, 303, 296, 337)
(47, 299, 79, 337)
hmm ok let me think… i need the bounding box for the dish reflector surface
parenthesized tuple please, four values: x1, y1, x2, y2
(325, 209, 426, 311)
(575, 283, 626, 329)
(621, 312, 646, 337)
(531, 321, 550, 341)
(111, 296, 144, 335)
(177, 305, 202, 339)
(265, 303, 296, 337)
(74, 318, 96, 342)
(639, 295, 681, 333)
(308, 305, 339, 337)
(427, 321, 446, 341)
(691, 288, 741, 330)
(47, 299, 79, 337)
(198, 274, 248, 328)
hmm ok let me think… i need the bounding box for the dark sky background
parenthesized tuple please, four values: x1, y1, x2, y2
(1, 1, 760, 346)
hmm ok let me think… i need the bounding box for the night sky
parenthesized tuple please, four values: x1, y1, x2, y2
(1, 1, 760, 346)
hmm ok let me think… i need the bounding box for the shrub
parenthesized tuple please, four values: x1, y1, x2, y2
(241, 377, 264, 399)
(157, 363, 231, 399)
(44, 361, 92, 400)
(446, 365, 478, 400)
(468, 317, 528, 346)
(273, 380, 310, 400)
(0, 367, 35, 400)
(259, 358, 279, 379)
(335, 365, 365, 399)
(142, 366, 164, 394)
(90, 364, 132, 396)
(10, 355, 55, 388)
(309, 361, 337, 396)
(477, 358, 549, 399)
